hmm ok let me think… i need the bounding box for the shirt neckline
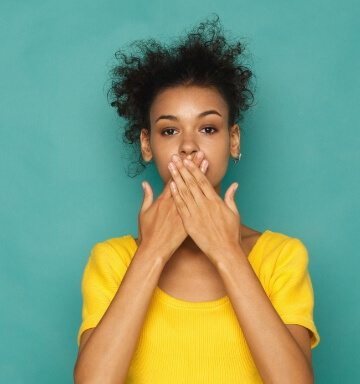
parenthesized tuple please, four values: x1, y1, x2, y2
(127, 230, 272, 309)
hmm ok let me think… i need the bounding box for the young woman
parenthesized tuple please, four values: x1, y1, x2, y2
(74, 15, 320, 384)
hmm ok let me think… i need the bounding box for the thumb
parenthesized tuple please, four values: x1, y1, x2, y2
(224, 182, 239, 214)
(140, 181, 153, 212)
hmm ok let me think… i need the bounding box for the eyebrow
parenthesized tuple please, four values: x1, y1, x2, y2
(155, 109, 222, 123)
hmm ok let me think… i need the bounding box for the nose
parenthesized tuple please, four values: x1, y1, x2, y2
(178, 135, 202, 161)
(178, 150, 204, 162)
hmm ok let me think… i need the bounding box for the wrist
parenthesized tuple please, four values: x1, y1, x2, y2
(136, 241, 171, 267)
(214, 243, 247, 272)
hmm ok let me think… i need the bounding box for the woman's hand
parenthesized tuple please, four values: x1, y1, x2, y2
(137, 152, 209, 263)
(168, 154, 242, 265)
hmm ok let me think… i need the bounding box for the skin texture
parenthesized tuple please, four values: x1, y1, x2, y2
(75, 84, 314, 383)
(140, 84, 241, 255)
(138, 84, 314, 382)
(142, 84, 239, 194)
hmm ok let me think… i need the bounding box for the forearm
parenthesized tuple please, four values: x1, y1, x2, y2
(215, 246, 313, 384)
(74, 244, 167, 384)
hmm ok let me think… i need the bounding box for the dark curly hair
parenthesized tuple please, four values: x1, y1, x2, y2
(107, 14, 256, 178)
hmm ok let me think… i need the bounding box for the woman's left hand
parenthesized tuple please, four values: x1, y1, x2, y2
(168, 155, 242, 265)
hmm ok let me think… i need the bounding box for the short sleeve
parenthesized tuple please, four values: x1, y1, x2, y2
(269, 238, 320, 349)
(77, 241, 128, 346)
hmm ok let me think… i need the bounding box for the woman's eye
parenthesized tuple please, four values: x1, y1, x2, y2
(201, 126, 217, 135)
(161, 128, 177, 136)
(161, 127, 217, 136)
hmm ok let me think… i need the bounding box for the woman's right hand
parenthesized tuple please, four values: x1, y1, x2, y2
(137, 152, 208, 263)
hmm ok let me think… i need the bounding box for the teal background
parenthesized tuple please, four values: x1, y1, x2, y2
(1, 0, 359, 382)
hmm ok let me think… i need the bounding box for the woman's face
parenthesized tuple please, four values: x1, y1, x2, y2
(140, 85, 240, 195)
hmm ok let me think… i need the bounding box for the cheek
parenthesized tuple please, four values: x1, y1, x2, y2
(152, 154, 173, 180)
(206, 154, 229, 183)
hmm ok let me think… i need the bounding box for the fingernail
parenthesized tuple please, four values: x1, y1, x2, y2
(203, 160, 208, 172)
(172, 154, 180, 163)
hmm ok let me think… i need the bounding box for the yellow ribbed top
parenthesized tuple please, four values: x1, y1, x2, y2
(77, 229, 320, 383)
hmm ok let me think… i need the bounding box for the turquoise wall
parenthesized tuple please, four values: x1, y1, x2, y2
(1, 0, 359, 382)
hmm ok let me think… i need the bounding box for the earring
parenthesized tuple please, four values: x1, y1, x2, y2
(233, 153, 242, 164)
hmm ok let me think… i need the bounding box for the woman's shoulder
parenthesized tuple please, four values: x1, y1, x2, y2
(103, 233, 137, 250)
(242, 225, 292, 251)
(89, 234, 138, 267)
(243, 228, 310, 291)
(243, 226, 307, 264)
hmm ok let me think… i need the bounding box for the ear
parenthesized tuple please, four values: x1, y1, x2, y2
(140, 128, 153, 162)
(229, 124, 240, 159)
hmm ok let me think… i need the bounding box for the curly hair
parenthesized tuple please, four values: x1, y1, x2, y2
(107, 14, 256, 177)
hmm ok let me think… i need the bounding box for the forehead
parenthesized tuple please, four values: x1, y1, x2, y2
(149, 85, 229, 123)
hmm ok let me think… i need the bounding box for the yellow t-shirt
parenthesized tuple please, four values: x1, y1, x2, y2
(77, 229, 320, 383)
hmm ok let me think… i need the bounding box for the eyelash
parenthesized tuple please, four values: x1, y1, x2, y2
(161, 127, 218, 136)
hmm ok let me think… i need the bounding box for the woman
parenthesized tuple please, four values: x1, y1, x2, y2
(74, 15, 320, 383)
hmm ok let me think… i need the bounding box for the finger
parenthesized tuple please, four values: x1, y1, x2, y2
(162, 153, 205, 200)
(181, 158, 216, 201)
(162, 177, 174, 199)
(169, 179, 191, 219)
(192, 151, 205, 167)
(171, 158, 208, 210)
(168, 160, 200, 212)
(140, 181, 153, 212)
(224, 182, 240, 215)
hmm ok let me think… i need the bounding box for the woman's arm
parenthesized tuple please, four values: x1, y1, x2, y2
(215, 246, 314, 384)
(73, 244, 168, 384)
